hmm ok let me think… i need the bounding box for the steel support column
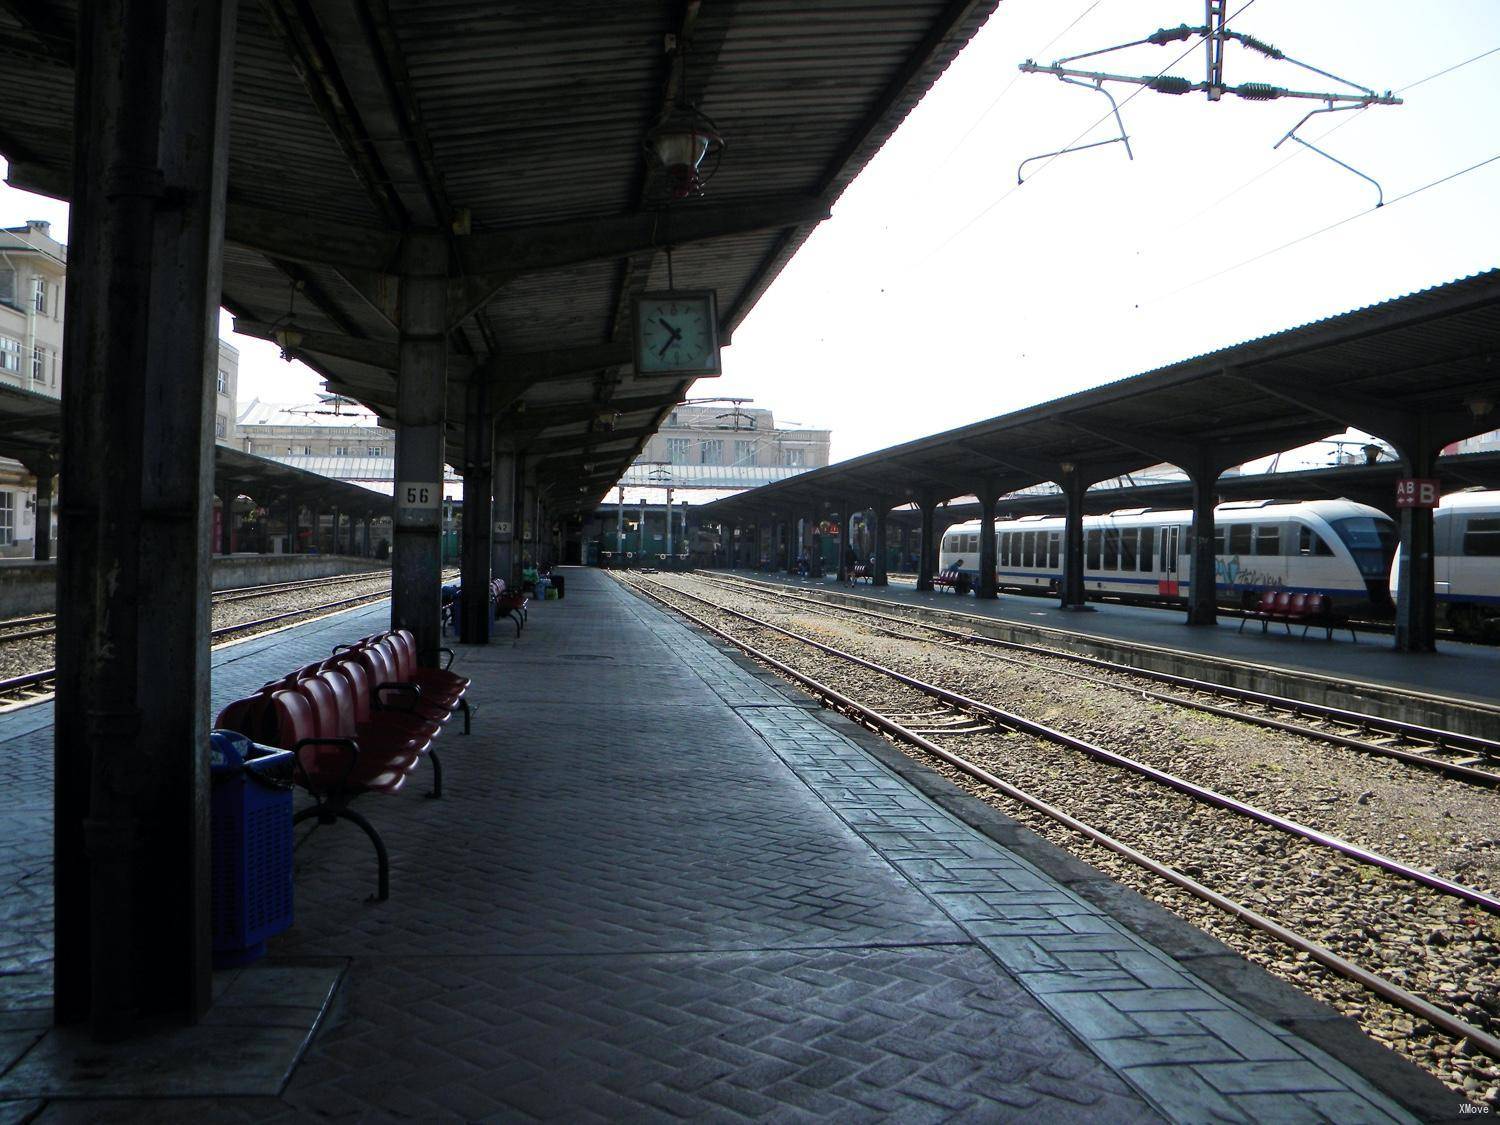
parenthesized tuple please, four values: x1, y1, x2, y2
(285, 495, 299, 553)
(1059, 469, 1091, 611)
(492, 445, 517, 584)
(391, 233, 448, 665)
(53, 0, 236, 1035)
(976, 488, 998, 599)
(1185, 452, 1222, 627)
(873, 505, 889, 586)
(1393, 421, 1439, 652)
(27, 455, 56, 560)
(460, 378, 493, 643)
(836, 502, 851, 582)
(916, 499, 936, 591)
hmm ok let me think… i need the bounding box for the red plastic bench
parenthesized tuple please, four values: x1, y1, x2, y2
(1238, 590, 1354, 640)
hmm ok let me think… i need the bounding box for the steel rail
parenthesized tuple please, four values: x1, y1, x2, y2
(704, 573, 1500, 783)
(620, 574, 1500, 1062)
(0, 571, 393, 648)
(0, 590, 393, 704)
(647, 576, 1500, 915)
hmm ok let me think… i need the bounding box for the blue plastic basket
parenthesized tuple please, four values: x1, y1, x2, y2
(210, 731, 295, 967)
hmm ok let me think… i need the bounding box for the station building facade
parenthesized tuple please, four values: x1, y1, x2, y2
(0, 220, 241, 557)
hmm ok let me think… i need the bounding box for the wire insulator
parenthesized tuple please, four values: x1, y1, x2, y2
(1149, 75, 1194, 94)
(1234, 82, 1283, 100)
(1147, 24, 1198, 45)
(1236, 33, 1284, 60)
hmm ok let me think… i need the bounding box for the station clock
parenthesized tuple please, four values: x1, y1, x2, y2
(632, 290, 722, 377)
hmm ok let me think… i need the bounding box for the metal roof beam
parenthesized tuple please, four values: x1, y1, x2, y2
(232, 318, 398, 371)
(0, 0, 73, 66)
(448, 196, 832, 325)
(226, 203, 401, 273)
(501, 394, 671, 431)
(1222, 368, 1484, 450)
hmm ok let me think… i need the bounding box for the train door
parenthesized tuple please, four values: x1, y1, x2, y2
(1158, 525, 1179, 596)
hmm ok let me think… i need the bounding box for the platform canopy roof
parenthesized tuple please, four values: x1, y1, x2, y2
(0, 0, 1000, 517)
(703, 270, 1500, 523)
(0, 383, 388, 513)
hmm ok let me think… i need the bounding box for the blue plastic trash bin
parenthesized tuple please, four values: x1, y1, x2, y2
(210, 730, 295, 968)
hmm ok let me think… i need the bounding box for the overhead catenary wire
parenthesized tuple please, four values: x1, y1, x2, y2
(917, 0, 1260, 266)
(1159, 42, 1500, 237)
(1142, 150, 1500, 306)
(934, 0, 1112, 169)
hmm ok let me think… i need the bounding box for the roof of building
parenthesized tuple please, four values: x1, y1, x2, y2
(237, 397, 388, 430)
(704, 269, 1500, 521)
(0, 222, 67, 264)
(3, 2, 998, 516)
(617, 464, 813, 489)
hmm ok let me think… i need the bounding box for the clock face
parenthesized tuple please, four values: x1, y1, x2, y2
(633, 290, 721, 376)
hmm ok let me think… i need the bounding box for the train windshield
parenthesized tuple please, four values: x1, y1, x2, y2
(1328, 517, 1398, 577)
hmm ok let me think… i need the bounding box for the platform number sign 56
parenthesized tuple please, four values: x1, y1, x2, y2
(1395, 478, 1439, 508)
(396, 481, 441, 511)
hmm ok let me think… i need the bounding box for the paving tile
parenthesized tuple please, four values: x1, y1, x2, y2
(0, 574, 1427, 1123)
(1197, 1058, 1351, 1094)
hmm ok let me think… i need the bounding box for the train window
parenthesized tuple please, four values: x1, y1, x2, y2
(1102, 528, 1119, 570)
(1048, 531, 1060, 569)
(1120, 528, 1138, 571)
(1214, 527, 1226, 554)
(1463, 518, 1500, 557)
(969, 534, 980, 553)
(1138, 527, 1155, 570)
(1026, 531, 1039, 567)
(1254, 526, 1280, 556)
(1297, 526, 1334, 556)
(1086, 529, 1101, 569)
(1229, 524, 1252, 555)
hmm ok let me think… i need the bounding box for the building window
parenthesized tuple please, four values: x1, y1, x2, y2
(217, 368, 228, 395)
(735, 440, 755, 465)
(699, 438, 723, 465)
(303, 445, 313, 455)
(667, 437, 690, 464)
(0, 269, 14, 305)
(333, 445, 350, 456)
(781, 447, 804, 467)
(215, 414, 227, 438)
(0, 492, 12, 546)
(367, 446, 381, 457)
(0, 337, 21, 373)
(33, 277, 46, 314)
(31, 346, 44, 383)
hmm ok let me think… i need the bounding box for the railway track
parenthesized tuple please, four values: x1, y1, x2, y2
(0, 569, 392, 645)
(0, 579, 396, 708)
(619, 571, 1500, 1103)
(703, 572, 1500, 785)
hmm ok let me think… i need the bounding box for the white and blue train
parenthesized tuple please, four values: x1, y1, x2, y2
(1391, 490, 1500, 639)
(938, 499, 1398, 611)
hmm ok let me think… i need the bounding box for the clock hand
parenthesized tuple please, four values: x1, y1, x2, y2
(658, 336, 675, 359)
(657, 317, 682, 340)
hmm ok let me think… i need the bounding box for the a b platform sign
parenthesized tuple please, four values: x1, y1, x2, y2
(1395, 478, 1440, 508)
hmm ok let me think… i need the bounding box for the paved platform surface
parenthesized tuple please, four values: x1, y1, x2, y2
(723, 569, 1500, 707)
(0, 569, 1462, 1121)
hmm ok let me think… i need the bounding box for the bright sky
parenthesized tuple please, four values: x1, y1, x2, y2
(4, 0, 1497, 470)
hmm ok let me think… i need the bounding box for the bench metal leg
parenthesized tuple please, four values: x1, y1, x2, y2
(427, 749, 443, 798)
(293, 803, 390, 902)
(460, 696, 471, 735)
